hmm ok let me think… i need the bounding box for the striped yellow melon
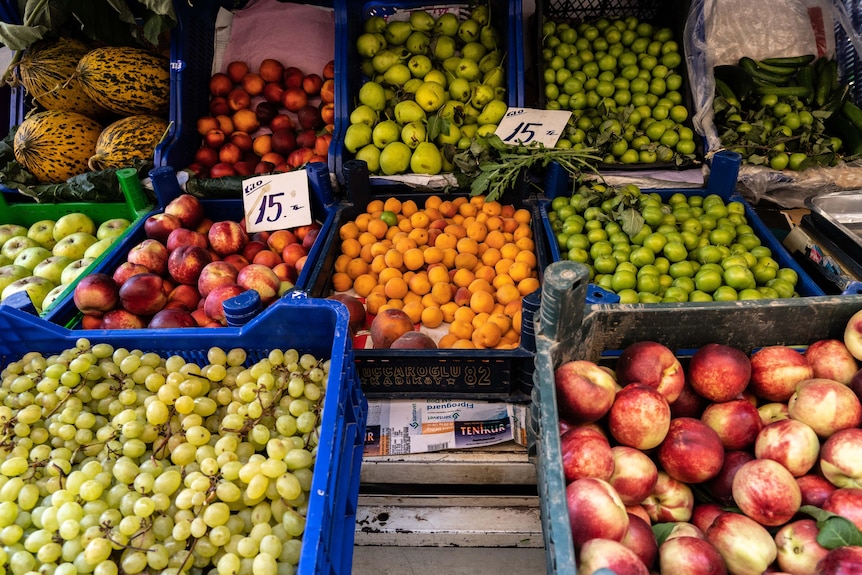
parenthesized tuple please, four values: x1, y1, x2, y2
(18, 37, 108, 118)
(76, 47, 170, 116)
(89, 115, 169, 171)
(13, 110, 103, 183)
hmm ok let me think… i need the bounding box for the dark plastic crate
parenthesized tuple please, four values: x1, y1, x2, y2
(0, 292, 367, 575)
(530, 260, 862, 574)
(304, 159, 547, 399)
(330, 0, 524, 187)
(155, 0, 337, 180)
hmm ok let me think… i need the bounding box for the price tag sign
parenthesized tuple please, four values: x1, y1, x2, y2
(494, 107, 573, 148)
(242, 171, 313, 233)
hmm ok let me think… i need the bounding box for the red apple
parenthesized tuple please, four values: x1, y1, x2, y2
(608, 383, 670, 450)
(788, 378, 862, 438)
(816, 546, 862, 575)
(143, 213, 182, 244)
(165, 284, 201, 312)
(560, 426, 614, 483)
(236, 264, 280, 305)
(73, 273, 119, 318)
(820, 427, 862, 489)
(701, 398, 762, 451)
(112, 262, 149, 286)
(706, 450, 756, 506)
(166, 228, 208, 252)
(732, 458, 801, 526)
(203, 283, 245, 326)
(659, 536, 727, 575)
(805, 339, 859, 384)
(658, 417, 725, 484)
(566, 477, 629, 550)
(197, 261, 239, 298)
(127, 239, 169, 276)
(706, 512, 777, 575)
(754, 418, 820, 477)
(823, 488, 862, 530)
(750, 345, 814, 402)
(614, 340, 685, 402)
(620, 513, 658, 570)
(775, 518, 830, 575)
(688, 343, 751, 402)
(100, 308, 145, 330)
(797, 474, 838, 507)
(208, 220, 248, 256)
(608, 446, 658, 506)
(554, 360, 618, 423)
(148, 308, 198, 329)
(578, 538, 649, 575)
(671, 382, 709, 418)
(119, 273, 167, 316)
(642, 471, 695, 523)
(167, 244, 213, 286)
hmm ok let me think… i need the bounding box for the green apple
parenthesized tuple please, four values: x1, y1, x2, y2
(13, 246, 53, 271)
(84, 237, 116, 260)
(1, 276, 56, 312)
(394, 100, 426, 124)
(344, 123, 373, 154)
(32, 255, 74, 284)
(40, 283, 69, 313)
(53, 232, 98, 260)
(60, 257, 95, 285)
(350, 104, 379, 127)
(434, 13, 460, 37)
(52, 213, 96, 241)
(96, 218, 131, 240)
(414, 81, 446, 113)
(0, 224, 27, 247)
(401, 121, 427, 149)
(409, 10, 435, 32)
(27, 219, 57, 249)
(354, 144, 381, 173)
(378, 141, 412, 175)
(1, 236, 40, 260)
(383, 20, 412, 46)
(407, 55, 433, 79)
(410, 142, 443, 175)
(358, 81, 386, 112)
(0, 264, 31, 293)
(372, 120, 401, 149)
(477, 99, 508, 125)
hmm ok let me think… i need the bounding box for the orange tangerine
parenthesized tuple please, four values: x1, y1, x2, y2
(456, 237, 479, 255)
(508, 261, 532, 283)
(492, 273, 515, 290)
(423, 246, 444, 265)
(488, 312, 511, 333)
(410, 211, 430, 229)
(425, 195, 443, 210)
(408, 228, 429, 246)
(408, 272, 431, 296)
(471, 321, 502, 349)
(440, 248, 457, 269)
(339, 221, 360, 240)
(448, 319, 474, 341)
(395, 237, 418, 253)
(495, 283, 522, 305)
(440, 301, 459, 323)
(452, 339, 477, 349)
(454, 253, 479, 271)
(359, 243, 374, 263)
(377, 267, 402, 284)
(495, 258, 514, 275)
(332, 272, 352, 292)
(401, 199, 418, 218)
(481, 247, 502, 267)
(383, 197, 402, 214)
(471, 311, 491, 330)
(367, 199, 384, 213)
(515, 237, 535, 252)
(403, 248, 425, 271)
(384, 277, 409, 300)
(452, 268, 475, 288)
(355, 213, 372, 232)
(353, 273, 378, 298)
(341, 238, 361, 258)
(474, 264, 496, 284)
(469, 290, 495, 314)
(398, 218, 414, 233)
(453, 306, 476, 324)
(365, 292, 387, 315)
(367, 218, 389, 240)
(438, 333, 460, 349)
(358, 231, 377, 246)
(346, 258, 369, 279)
(383, 249, 403, 269)
(402, 301, 424, 324)
(444, 224, 467, 239)
(421, 306, 444, 329)
(468, 278, 493, 294)
(334, 253, 352, 273)
(518, 277, 540, 296)
(434, 232, 458, 250)
(427, 264, 450, 285)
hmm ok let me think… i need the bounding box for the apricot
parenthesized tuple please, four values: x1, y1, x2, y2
(370, 308, 415, 349)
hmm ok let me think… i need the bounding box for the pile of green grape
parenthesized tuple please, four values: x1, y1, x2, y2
(547, 183, 801, 302)
(0, 339, 332, 575)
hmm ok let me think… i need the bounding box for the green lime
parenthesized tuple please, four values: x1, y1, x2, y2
(380, 211, 398, 226)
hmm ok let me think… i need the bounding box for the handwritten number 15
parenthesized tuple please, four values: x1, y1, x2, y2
(503, 122, 541, 143)
(255, 192, 284, 224)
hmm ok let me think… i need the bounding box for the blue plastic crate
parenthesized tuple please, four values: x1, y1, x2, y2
(0, 291, 367, 575)
(530, 260, 862, 573)
(330, 0, 525, 187)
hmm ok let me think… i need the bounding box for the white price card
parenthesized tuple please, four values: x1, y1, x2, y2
(494, 107, 573, 148)
(242, 171, 313, 233)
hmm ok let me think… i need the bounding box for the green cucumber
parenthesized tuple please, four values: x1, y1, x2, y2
(714, 77, 740, 107)
(796, 65, 814, 104)
(815, 59, 838, 107)
(753, 85, 812, 98)
(842, 100, 862, 133)
(740, 57, 790, 84)
(760, 54, 816, 67)
(753, 59, 801, 75)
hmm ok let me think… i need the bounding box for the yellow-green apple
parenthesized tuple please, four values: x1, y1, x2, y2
(620, 513, 658, 570)
(73, 273, 119, 317)
(60, 257, 95, 285)
(32, 255, 73, 285)
(560, 425, 614, 482)
(758, 402, 790, 425)
(203, 283, 245, 326)
(788, 378, 862, 437)
(754, 419, 820, 477)
(101, 308, 146, 330)
(804, 339, 858, 384)
(608, 383, 670, 449)
(236, 263, 280, 305)
(13, 246, 52, 271)
(554, 360, 617, 423)
(816, 546, 862, 575)
(688, 343, 751, 402)
(797, 474, 837, 507)
(40, 284, 67, 312)
(96, 218, 131, 240)
(775, 518, 829, 575)
(27, 219, 56, 249)
(749, 345, 814, 402)
(820, 428, 862, 488)
(664, 522, 706, 541)
(706, 450, 756, 505)
(168, 245, 213, 285)
(608, 446, 659, 506)
(127, 239, 169, 276)
(706, 511, 777, 575)
(166, 228, 208, 252)
(844, 308, 862, 360)
(701, 398, 762, 451)
(578, 538, 649, 575)
(112, 262, 149, 286)
(642, 471, 695, 523)
(823, 488, 862, 530)
(52, 232, 98, 260)
(208, 220, 248, 256)
(0, 264, 31, 295)
(144, 213, 183, 243)
(566, 477, 629, 550)
(691, 503, 725, 534)
(2, 236, 39, 259)
(164, 193, 205, 229)
(2, 276, 55, 311)
(615, 340, 685, 402)
(148, 308, 197, 329)
(670, 382, 709, 418)
(83, 237, 116, 260)
(658, 417, 725, 484)
(732, 458, 801, 526)
(659, 536, 727, 575)
(198, 261, 239, 298)
(52, 212, 95, 240)
(118, 273, 167, 316)
(0, 224, 27, 246)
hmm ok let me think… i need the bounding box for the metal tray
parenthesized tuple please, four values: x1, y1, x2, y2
(805, 191, 862, 266)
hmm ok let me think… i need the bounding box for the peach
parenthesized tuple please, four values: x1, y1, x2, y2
(209, 73, 233, 97)
(370, 308, 415, 349)
(226, 60, 249, 83)
(240, 72, 265, 96)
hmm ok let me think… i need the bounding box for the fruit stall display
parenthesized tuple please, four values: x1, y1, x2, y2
(331, 0, 524, 183)
(0, 291, 367, 575)
(304, 159, 545, 399)
(532, 260, 862, 574)
(0, 174, 153, 319)
(534, 0, 699, 167)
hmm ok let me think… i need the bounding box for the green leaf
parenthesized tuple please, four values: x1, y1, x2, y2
(0, 22, 46, 50)
(799, 505, 836, 523)
(652, 523, 676, 547)
(817, 516, 862, 549)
